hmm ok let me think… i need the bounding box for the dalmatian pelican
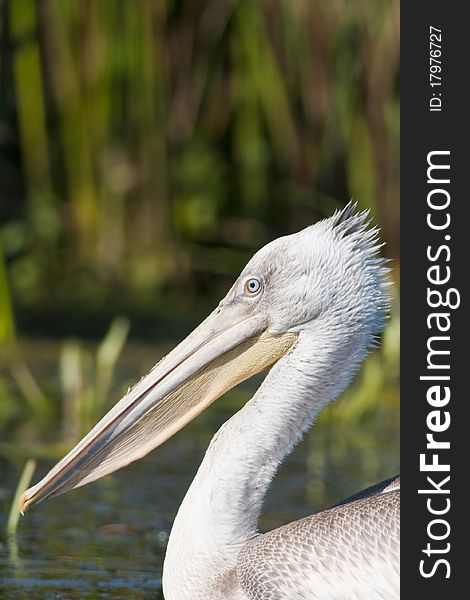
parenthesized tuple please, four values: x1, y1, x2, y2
(20, 204, 400, 599)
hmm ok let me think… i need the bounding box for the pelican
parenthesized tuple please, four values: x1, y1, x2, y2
(20, 204, 399, 599)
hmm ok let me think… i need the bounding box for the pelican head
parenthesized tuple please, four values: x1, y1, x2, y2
(20, 203, 388, 513)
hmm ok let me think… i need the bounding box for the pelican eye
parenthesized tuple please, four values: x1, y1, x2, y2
(243, 277, 262, 297)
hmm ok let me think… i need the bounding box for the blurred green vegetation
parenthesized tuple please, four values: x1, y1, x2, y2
(1, 0, 399, 329)
(0, 317, 132, 452)
(0, 0, 399, 453)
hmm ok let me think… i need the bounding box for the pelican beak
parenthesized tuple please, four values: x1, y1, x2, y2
(20, 305, 297, 513)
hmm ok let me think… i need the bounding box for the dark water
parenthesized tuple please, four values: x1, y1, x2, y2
(0, 342, 399, 599)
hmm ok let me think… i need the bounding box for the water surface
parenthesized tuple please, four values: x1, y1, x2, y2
(0, 339, 399, 598)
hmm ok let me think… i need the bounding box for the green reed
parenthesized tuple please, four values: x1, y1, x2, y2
(1, 0, 399, 311)
(7, 458, 36, 535)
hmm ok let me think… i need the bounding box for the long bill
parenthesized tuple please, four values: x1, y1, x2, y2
(20, 307, 298, 513)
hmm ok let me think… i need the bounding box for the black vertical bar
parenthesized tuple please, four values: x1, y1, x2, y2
(401, 2, 467, 597)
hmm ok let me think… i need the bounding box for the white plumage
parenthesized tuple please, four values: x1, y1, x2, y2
(21, 204, 399, 599)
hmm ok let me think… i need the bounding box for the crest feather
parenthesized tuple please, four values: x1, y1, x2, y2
(323, 201, 391, 340)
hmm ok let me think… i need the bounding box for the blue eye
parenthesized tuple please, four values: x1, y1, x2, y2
(244, 277, 262, 296)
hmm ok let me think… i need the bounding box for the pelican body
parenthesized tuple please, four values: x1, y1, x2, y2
(21, 205, 400, 599)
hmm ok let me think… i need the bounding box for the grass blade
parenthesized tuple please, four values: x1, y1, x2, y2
(7, 458, 36, 536)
